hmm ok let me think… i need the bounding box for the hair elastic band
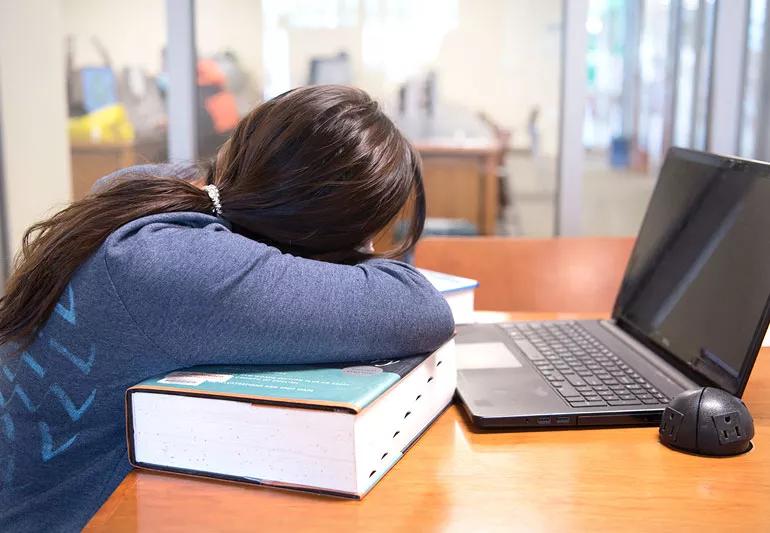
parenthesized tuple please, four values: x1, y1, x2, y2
(203, 185, 223, 216)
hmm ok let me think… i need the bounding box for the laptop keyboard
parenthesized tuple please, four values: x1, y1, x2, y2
(502, 322, 670, 408)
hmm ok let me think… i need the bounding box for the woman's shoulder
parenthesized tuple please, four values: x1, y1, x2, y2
(103, 211, 238, 256)
(91, 162, 200, 194)
(99, 211, 274, 283)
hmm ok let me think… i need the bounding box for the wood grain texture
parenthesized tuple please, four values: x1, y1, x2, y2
(421, 156, 483, 223)
(70, 139, 166, 200)
(414, 237, 636, 313)
(86, 331, 770, 532)
(419, 149, 500, 235)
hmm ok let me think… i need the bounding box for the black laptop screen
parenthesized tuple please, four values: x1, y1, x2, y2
(613, 148, 770, 394)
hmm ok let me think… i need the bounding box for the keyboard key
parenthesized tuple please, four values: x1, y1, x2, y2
(505, 322, 657, 409)
(513, 340, 544, 361)
(642, 398, 662, 405)
(608, 399, 640, 406)
(564, 374, 586, 386)
(555, 384, 580, 397)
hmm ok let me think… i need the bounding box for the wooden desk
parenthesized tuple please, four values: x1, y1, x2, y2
(415, 237, 636, 313)
(372, 144, 503, 252)
(71, 138, 166, 200)
(415, 141, 502, 235)
(87, 311, 770, 532)
(398, 110, 504, 236)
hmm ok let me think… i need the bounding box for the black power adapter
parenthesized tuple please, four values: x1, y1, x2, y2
(659, 387, 754, 456)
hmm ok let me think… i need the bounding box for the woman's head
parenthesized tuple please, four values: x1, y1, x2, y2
(211, 85, 424, 261)
(0, 85, 424, 349)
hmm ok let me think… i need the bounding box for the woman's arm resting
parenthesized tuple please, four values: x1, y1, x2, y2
(104, 216, 455, 366)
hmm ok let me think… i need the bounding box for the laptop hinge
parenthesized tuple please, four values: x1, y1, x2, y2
(600, 320, 699, 390)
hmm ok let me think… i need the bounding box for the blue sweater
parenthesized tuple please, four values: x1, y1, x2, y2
(0, 165, 454, 531)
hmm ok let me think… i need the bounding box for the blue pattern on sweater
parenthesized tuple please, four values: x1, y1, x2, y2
(0, 165, 453, 531)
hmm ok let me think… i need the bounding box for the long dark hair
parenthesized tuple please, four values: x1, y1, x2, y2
(0, 85, 425, 350)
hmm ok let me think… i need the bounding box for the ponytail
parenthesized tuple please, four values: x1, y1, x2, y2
(0, 175, 213, 350)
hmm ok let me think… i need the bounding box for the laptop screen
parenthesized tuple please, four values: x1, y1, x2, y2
(613, 148, 770, 395)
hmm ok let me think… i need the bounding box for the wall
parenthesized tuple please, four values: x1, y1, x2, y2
(0, 0, 72, 256)
(197, 0, 263, 84)
(278, 0, 563, 155)
(438, 0, 562, 155)
(61, 0, 168, 74)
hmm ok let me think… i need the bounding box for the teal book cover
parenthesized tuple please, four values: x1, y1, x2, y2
(131, 356, 428, 412)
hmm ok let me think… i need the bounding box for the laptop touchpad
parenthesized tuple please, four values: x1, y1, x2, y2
(457, 342, 523, 370)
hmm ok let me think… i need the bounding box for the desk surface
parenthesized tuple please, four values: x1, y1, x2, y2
(87, 312, 770, 532)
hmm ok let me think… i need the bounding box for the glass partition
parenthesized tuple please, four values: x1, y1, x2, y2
(581, 0, 716, 237)
(61, 0, 169, 200)
(739, 0, 769, 160)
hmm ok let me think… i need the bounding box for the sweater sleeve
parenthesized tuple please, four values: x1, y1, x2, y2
(103, 214, 455, 366)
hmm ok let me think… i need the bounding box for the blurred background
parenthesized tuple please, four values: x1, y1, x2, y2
(0, 0, 768, 281)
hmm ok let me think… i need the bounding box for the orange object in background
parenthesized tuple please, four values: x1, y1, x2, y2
(203, 91, 239, 133)
(197, 58, 239, 134)
(197, 58, 227, 86)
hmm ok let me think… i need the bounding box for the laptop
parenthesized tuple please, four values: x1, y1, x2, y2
(456, 148, 770, 429)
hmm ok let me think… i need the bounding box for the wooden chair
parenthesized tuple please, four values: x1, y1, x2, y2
(414, 236, 635, 313)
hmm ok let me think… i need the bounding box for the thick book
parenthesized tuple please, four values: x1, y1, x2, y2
(419, 268, 479, 324)
(125, 341, 456, 498)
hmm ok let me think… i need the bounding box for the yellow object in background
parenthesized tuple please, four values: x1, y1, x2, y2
(68, 104, 135, 143)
